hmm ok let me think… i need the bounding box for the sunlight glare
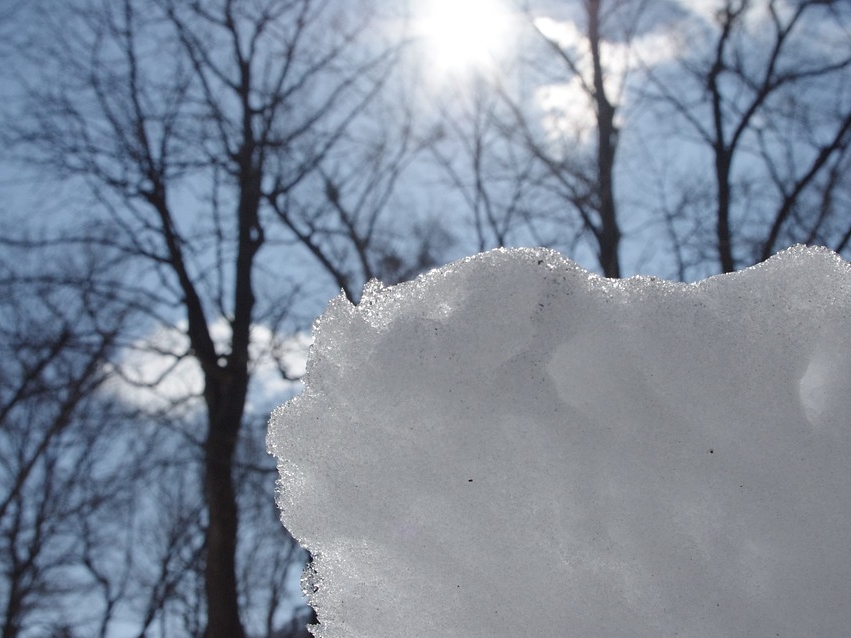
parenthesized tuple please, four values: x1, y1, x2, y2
(418, 0, 513, 76)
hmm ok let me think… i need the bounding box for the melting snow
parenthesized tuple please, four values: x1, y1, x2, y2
(268, 245, 851, 637)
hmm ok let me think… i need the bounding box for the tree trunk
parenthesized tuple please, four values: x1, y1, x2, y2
(588, 0, 621, 278)
(2, 576, 22, 638)
(203, 372, 249, 638)
(715, 150, 735, 273)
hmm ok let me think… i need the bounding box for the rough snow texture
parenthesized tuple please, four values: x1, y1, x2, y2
(268, 245, 851, 637)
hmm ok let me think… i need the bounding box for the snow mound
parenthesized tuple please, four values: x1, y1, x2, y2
(268, 245, 851, 637)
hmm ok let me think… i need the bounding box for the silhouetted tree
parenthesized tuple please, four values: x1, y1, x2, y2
(645, 0, 851, 275)
(6, 0, 423, 635)
(0, 246, 128, 638)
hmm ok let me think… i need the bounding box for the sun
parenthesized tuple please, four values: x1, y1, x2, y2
(417, 0, 513, 77)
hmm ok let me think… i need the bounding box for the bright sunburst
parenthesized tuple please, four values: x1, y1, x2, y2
(417, 0, 513, 77)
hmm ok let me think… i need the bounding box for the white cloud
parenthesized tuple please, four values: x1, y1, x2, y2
(105, 319, 310, 417)
(531, 16, 677, 145)
(535, 79, 597, 145)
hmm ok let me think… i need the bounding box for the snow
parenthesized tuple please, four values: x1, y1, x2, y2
(268, 245, 851, 637)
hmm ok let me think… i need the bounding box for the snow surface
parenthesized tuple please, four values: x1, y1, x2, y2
(268, 245, 851, 637)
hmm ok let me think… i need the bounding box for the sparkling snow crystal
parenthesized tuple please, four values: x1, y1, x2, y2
(268, 245, 851, 637)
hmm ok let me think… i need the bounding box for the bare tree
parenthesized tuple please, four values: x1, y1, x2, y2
(422, 0, 660, 276)
(7, 0, 410, 635)
(424, 78, 553, 254)
(448, 0, 851, 279)
(645, 0, 851, 274)
(555, 0, 623, 277)
(0, 246, 129, 638)
(496, 0, 656, 277)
